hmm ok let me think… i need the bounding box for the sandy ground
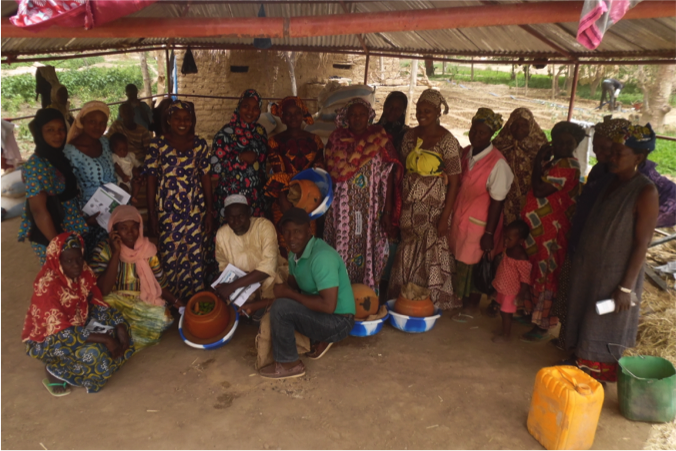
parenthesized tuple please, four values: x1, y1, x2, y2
(1, 217, 652, 450)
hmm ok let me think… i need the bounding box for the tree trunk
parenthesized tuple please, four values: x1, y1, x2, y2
(471, 59, 474, 82)
(551, 64, 557, 99)
(524, 65, 529, 93)
(284, 51, 298, 96)
(589, 65, 605, 98)
(564, 64, 575, 95)
(424, 58, 435, 77)
(154, 50, 166, 95)
(379, 56, 385, 81)
(406, 59, 419, 126)
(139, 52, 153, 106)
(641, 64, 675, 132)
(442, 61, 447, 74)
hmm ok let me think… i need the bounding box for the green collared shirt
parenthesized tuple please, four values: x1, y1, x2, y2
(288, 237, 355, 315)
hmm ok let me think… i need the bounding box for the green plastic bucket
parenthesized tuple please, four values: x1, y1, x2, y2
(617, 355, 676, 423)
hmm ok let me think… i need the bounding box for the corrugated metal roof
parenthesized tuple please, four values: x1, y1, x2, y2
(1, 1, 674, 60)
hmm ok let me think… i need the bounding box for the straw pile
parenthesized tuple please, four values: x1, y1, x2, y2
(626, 233, 676, 450)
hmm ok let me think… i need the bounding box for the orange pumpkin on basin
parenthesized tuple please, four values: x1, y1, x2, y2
(288, 180, 322, 213)
(184, 291, 230, 340)
(394, 294, 435, 318)
(352, 283, 379, 319)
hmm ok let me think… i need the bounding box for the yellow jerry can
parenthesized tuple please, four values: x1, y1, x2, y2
(527, 365, 604, 450)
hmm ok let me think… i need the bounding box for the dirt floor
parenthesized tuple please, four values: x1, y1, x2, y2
(1, 217, 654, 450)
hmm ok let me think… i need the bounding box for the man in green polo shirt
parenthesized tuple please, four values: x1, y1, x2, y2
(259, 208, 355, 380)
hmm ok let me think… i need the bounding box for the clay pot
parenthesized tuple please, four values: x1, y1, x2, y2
(184, 291, 230, 340)
(288, 180, 322, 213)
(394, 294, 435, 318)
(352, 283, 379, 319)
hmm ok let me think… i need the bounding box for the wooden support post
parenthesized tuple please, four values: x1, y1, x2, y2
(165, 47, 172, 95)
(364, 53, 370, 85)
(406, 59, 418, 126)
(567, 62, 580, 121)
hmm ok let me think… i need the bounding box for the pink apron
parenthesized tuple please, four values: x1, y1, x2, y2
(449, 146, 507, 265)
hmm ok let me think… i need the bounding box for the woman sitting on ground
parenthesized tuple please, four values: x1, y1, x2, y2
(91, 205, 182, 351)
(520, 121, 584, 342)
(18, 109, 92, 264)
(564, 124, 658, 382)
(449, 108, 513, 319)
(264, 96, 324, 258)
(324, 98, 403, 290)
(22, 232, 134, 396)
(64, 101, 116, 254)
(387, 89, 461, 310)
(492, 108, 548, 223)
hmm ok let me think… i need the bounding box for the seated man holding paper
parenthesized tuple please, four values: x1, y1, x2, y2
(258, 208, 355, 380)
(213, 194, 279, 312)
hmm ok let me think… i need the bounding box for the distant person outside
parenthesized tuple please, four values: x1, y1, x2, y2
(599, 79, 624, 111)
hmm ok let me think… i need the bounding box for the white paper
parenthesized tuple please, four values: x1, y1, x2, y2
(654, 261, 676, 274)
(85, 319, 115, 333)
(210, 263, 261, 307)
(82, 183, 131, 229)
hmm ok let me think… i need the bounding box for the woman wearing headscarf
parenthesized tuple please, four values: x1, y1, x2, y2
(387, 89, 461, 310)
(90, 205, 181, 351)
(263, 96, 324, 258)
(520, 121, 584, 342)
(564, 124, 658, 382)
(376, 91, 409, 153)
(449, 108, 514, 319)
(22, 233, 134, 396)
(324, 98, 403, 290)
(64, 100, 115, 207)
(144, 100, 213, 300)
(211, 89, 268, 221)
(18, 109, 89, 264)
(47, 84, 74, 127)
(492, 108, 548, 223)
(375, 91, 410, 299)
(588, 117, 675, 228)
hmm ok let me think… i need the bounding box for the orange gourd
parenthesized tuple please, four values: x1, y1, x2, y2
(184, 291, 230, 340)
(394, 294, 435, 318)
(352, 283, 379, 319)
(288, 180, 322, 213)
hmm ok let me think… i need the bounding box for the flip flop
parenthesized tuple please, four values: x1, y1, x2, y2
(452, 313, 474, 323)
(520, 330, 550, 343)
(42, 378, 71, 397)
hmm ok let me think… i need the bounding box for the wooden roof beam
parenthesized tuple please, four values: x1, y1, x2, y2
(2, 1, 673, 39)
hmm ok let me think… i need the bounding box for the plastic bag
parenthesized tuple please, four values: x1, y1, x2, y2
(181, 48, 198, 75)
(103, 291, 173, 352)
(473, 251, 497, 295)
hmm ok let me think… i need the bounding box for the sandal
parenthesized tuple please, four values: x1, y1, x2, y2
(520, 329, 550, 343)
(42, 378, 71, 397)
(306, 342, 333, 360)
(452, 313, 474, 323)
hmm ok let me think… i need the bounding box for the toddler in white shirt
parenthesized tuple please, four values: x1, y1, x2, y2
(110, 133, 142, 205)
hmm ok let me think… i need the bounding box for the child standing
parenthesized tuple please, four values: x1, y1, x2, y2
(110, 133, 142, 205)
(491, 220, 532, 343)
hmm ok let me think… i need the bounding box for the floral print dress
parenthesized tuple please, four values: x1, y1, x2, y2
(143, 135, 211, 300)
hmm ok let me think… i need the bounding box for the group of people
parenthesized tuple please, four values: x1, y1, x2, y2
(17, 81, 670, 394)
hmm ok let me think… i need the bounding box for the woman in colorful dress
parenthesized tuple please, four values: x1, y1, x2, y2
(91, 205, 182, 351)
(375, 91, 410, 299)
(388, 89, 462, 310)
(22, 232, 134, 396)
(492, 108, 548, 223)
(521, 121, 584, 342)
(211, 89, 268, 220)
(263, 96, 324, 258)
(63, 101, 116, 254)
(324, 98, 403, 290)
(18, 109, 90, 264)
(564, 124, 658, 382)
(449, 108, 514, 318)
(145, 100, 213, 300)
